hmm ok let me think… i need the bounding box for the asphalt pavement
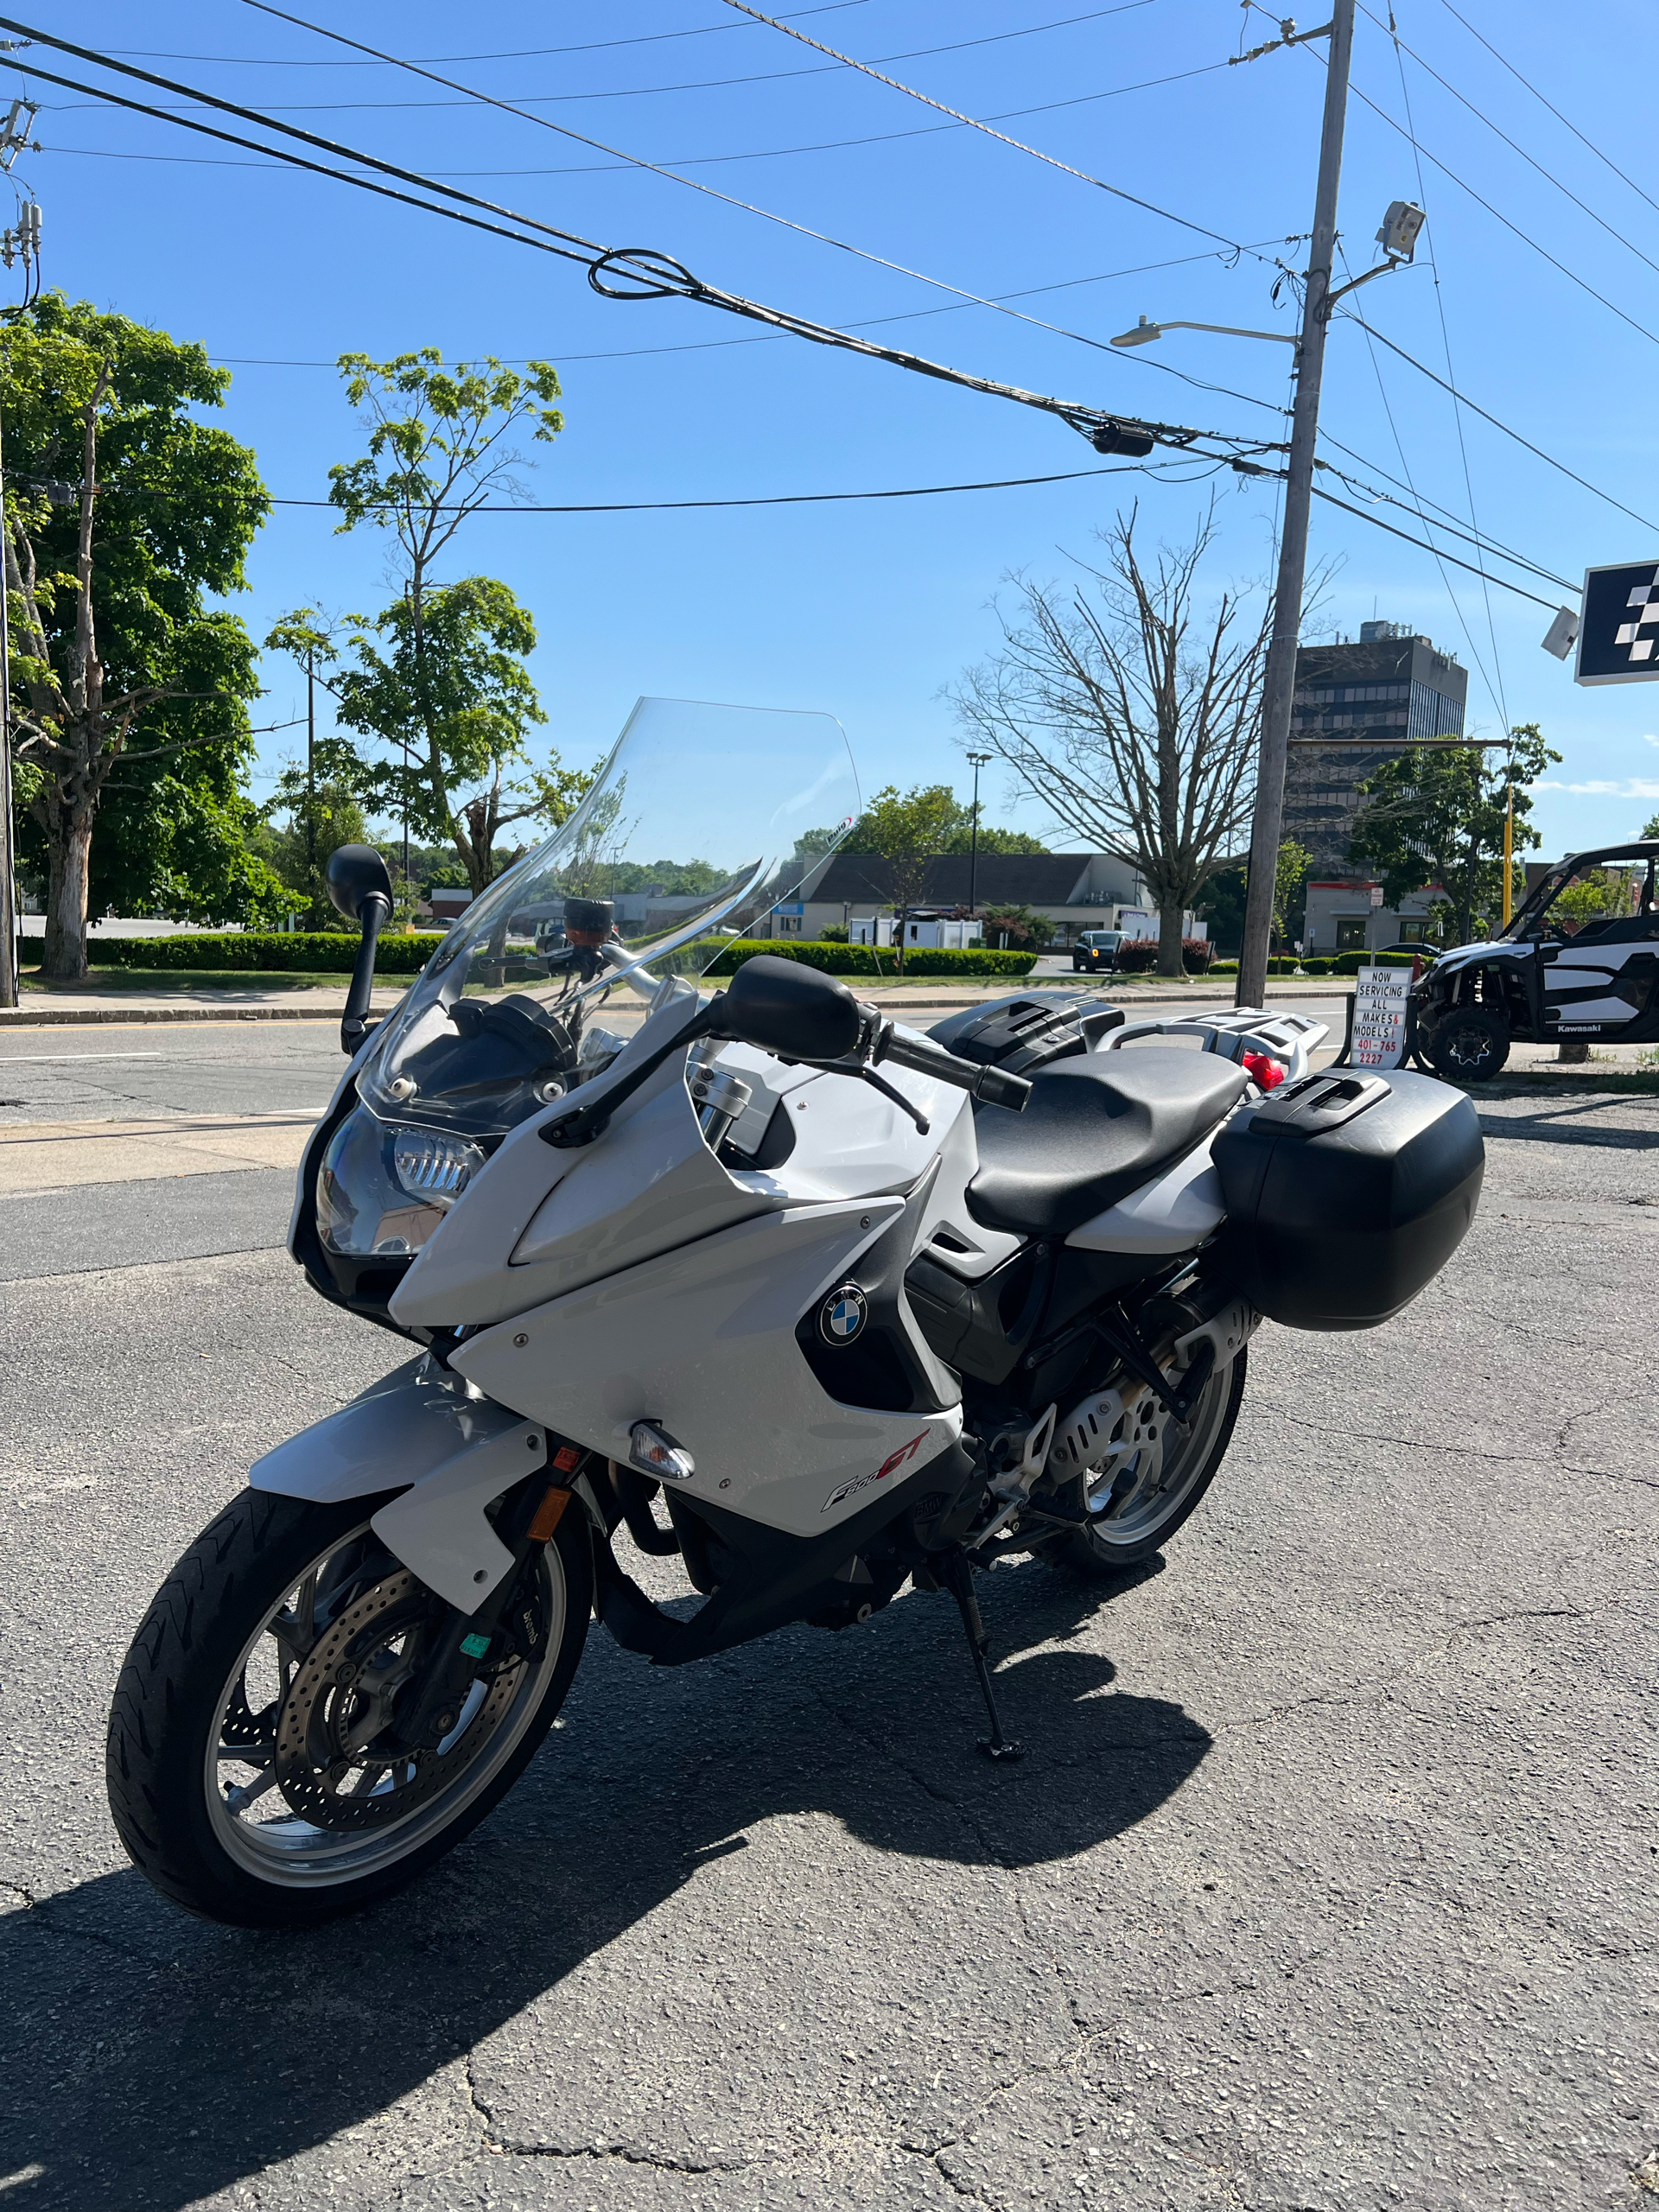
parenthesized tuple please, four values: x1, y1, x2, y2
(1, 1029, 1656, 2210)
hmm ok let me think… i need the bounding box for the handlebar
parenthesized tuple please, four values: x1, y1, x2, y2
(867, 1016, 1032, 1111)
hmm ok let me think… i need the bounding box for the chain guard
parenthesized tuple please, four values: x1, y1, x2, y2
(272, 1569, 525, 1832)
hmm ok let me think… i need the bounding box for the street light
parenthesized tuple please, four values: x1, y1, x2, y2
(1111, 314, 1299, 351)
(965, 750, 992, 923)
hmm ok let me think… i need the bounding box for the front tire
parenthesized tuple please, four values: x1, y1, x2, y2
(1057, 1345, 1248, 1576)
(107, 1488, 591, 1928)
(1426, 1003, 1510, 1082)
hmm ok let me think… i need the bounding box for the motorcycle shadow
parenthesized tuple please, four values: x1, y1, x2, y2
(2, 1555, 1210, 2212)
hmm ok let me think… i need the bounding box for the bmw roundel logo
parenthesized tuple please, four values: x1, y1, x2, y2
(818, 1284, 868, 1346)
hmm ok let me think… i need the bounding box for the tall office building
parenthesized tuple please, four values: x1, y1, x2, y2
(1281, 620, 1468, 872)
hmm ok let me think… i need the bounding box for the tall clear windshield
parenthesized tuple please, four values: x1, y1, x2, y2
(356, 697, 859, 1139)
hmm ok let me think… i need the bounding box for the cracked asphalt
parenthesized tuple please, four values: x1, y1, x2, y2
(0, 1045, 1656, 2210)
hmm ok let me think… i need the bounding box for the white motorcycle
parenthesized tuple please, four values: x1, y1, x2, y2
(106, 700, 1485, 1927)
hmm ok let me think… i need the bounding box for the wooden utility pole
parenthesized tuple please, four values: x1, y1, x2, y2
(0, 403, 15, 1007)
(1236, 0, 1357, 1009)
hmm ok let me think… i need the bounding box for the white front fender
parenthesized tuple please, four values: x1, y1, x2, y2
(249, 1358, 549, 1611)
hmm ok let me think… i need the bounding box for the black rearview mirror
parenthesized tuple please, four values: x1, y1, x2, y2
(327, 844, 395, 925)
(715, 955, 861, 1062)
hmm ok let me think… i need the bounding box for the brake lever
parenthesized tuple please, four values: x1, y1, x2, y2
(850, 1064, 931, 1135)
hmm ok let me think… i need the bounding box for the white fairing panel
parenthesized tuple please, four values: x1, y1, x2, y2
(451, 1196, 963, 1538)
(391, 997, 771, 1330)
(1544, 944, 1644, 1024)
(249, 1359, 543, 1611)
(1065, 1138, 1226, 1254)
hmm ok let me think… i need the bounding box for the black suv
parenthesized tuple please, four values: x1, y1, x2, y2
(1414, 840, 1659, 1079)
(1071, 929, 1124, 974)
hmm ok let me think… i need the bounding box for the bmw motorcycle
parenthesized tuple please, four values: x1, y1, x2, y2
(106, 700, 1485, 1927)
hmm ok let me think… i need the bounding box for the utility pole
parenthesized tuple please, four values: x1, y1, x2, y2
(965, 749, 991, 923)
(0, 399, 13, 1007)
(1236, 0, 1357, 1010)
(305, 646, 316, 927)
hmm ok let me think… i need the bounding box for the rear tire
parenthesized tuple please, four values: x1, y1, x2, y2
(1057, 1346, 1248, 1577)
(107, 1487, 591, 1928)
(1427, 1003, 1510, 1082)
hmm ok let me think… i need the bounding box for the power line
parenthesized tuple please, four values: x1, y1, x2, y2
(91, 9, 1166, 111)
(1308, 486, 1559, 609)
(1316, 435, 1573, 590)
(238, 0, 1245, 257)
(1344, 79, 1659, 354)
(1377, 26, 1507, 733)
(1359, 2, 1659, 286)
(109, 3, 881, 69)
(47, 60, 1235, 179)
(1340, 312, 1659, 533)
(1435, 0, 1659, 226)
(16, 13, 1248, 387)
(2, 49, 1274, 462)
(715, 0, 1240, 249)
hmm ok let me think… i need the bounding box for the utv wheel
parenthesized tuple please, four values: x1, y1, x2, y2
(106, 1488, 591, 1929)
(1427, 1004, 1510, 1082)
(1058, 1346, 1248, 1577)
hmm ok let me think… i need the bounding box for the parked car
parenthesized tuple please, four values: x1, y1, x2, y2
(1414, 840, 1659, 1079)
(1071, 928, 1124, 973)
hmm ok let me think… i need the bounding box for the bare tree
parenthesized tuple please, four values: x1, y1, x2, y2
(950, 506, 1272, 976)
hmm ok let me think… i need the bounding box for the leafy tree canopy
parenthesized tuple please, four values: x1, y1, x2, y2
(4, 292, 285, 961)
(1348, 723, 1559, 948)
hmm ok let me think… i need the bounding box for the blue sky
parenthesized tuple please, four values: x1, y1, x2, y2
(20, 0, 1659, 860)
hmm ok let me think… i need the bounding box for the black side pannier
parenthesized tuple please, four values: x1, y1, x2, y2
(1211, 1069, 1484, 1332)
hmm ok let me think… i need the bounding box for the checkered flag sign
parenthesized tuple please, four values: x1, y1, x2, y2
(1575, 559, 1659, 686)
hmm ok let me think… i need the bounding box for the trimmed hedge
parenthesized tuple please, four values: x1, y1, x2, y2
(702, 938, 1035, 980)
(1206, 950, 1427, 979)
(1111, 937, 1216, 976)
(16, 931, 442, 976)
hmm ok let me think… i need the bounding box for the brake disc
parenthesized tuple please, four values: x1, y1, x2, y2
(272, 1569, 525, 1832)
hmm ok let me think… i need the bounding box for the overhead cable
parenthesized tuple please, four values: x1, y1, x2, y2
(1359, 3, 1659, 284)
(239, 0, 1244, 257)
(19, 11, 1247, 388)
(1308, 486, 1559, 609)
(1341, 313, 1658, 532)
(102, 9, 1166, 109)
(0, 46, 1273, 462)
(1374, 41, 1507, 731)
(715, 0, 1241, 250)
(1344, 79, 1659, 353)
(111, 3, 879, 69)
(1436, 0, 1659, 224)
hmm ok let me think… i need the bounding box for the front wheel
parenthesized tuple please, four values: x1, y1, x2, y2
(1425, 1003, 1510, 1082)
(106, 1487, 591, 1928)
(1057, 1344, 1248, 1576)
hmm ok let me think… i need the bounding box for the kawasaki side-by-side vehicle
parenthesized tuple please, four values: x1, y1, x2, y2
(1414, 841, 1659, 1081)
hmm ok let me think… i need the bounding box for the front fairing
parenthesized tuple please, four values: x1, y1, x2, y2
(1419, 938, 1534, 1000)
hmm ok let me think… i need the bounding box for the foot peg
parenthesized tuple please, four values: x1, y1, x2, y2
(942, 1552, 1023, 1763)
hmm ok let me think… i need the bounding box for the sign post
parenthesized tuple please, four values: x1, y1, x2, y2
(1350, 963, 1413, 1071)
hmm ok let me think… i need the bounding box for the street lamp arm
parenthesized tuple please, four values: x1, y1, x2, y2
(1110, 316, 1300, 350)
(1323, 257, 1404, 313)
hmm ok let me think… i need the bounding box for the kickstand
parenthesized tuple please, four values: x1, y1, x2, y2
(942, 1551, 1024, 1763)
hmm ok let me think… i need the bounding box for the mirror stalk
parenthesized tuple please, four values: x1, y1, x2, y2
(340, 892, 391, 1058)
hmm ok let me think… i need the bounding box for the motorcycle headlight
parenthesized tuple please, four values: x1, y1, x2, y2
(316, 1109, 486, 1259)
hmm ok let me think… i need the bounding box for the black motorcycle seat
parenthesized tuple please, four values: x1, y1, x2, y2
(965, 1046, 1248, 1237)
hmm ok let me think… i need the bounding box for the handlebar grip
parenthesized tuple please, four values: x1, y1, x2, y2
(874, 1025, 1032, 1111)
(973, 1064, 1032, 1111)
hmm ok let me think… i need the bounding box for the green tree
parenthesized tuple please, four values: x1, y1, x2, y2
(256, 769, 369, 931)
(1273, 837, 1313, 952)
(1348, 723, 1559, 949)
(855, 783, 962, 972)
(330, 575, 550, 893)
(940, 821, 1047, 855)
(318, 348, 563, 895)
(1640, 812, 1659, 841)
(3, 294, 284, 977)
(980, 902, 1055, 950)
